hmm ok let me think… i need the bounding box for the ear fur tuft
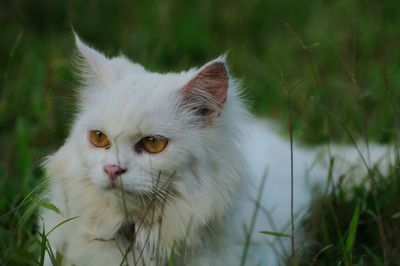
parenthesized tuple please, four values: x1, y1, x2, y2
(181, 58, 229, 123)
(73, 33, 113, 82)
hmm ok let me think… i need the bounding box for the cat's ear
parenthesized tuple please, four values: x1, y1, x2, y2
(181, 56, 229, 124)
(73, 33, 113, 82)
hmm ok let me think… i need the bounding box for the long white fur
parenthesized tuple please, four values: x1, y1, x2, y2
(40, 36, 396, 266)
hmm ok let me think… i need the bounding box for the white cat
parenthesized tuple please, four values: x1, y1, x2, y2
(39, 35, 395, 266)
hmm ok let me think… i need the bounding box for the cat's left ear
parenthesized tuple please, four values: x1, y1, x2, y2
(181, 56, 229, 124)
(74, 33, 113, 82)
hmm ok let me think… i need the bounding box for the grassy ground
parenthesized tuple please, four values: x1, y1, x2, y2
(1, 0, 399, 265)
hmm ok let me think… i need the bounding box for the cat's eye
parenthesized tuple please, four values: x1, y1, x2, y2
(136, 136, 168, 154)
(89, 130, 110, 148)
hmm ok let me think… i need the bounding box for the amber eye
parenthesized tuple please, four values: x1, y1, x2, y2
(89, 130, 110, 148)
(137, 136, 168, 154)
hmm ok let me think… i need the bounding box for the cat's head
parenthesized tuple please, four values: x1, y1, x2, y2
(61, 34, 247, 210)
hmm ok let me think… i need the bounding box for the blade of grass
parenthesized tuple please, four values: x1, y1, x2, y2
(311, 244, 333, 266)
(345, 203, 360, 254)
(38, 222, 47, 266)
(279, 66, 303, 264)
(168, 247, 175, 266)
(239, 170, 268, 266)
(259, 230, 291, 238)
(391, 212, 400, 219)
(362, 245, 383, 266)
(40, 201, 61, 215)
(45, 216, 79, 237)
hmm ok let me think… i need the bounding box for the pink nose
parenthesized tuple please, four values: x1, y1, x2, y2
(103, 164, 127, 181)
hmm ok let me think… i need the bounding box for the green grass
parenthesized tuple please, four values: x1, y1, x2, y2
(0, 0, 399, 265)
(298, 161, 400, 265)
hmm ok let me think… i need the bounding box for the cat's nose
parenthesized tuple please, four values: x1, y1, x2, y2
(103, 164, 127, 181)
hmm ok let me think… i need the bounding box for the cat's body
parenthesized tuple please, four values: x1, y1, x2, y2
(40, 36, 395, 266)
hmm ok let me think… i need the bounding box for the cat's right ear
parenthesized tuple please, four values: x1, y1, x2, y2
(73, 33, 113, 82)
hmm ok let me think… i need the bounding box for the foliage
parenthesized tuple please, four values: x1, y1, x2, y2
(299, 162, 400, 265)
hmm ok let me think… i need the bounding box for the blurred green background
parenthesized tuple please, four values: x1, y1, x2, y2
(1, 0, 399, 265)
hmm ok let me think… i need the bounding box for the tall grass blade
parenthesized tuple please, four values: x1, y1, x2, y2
(362, 246, 383, 266)
(239, 170, 268, 266)
(391, 212, 400, 219)
(46, 216, 79, 237)
(345, 203, 360, 253)
(40, 201, 61, 215)
(259, 230, 291, 238)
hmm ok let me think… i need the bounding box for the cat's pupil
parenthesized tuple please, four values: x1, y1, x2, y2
(95, 131, 105, 142)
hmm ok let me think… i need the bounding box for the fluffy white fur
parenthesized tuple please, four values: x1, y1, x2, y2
(40, 36, 396, 266)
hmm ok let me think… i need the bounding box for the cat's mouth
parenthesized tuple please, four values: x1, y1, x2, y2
(100, 171, 178, 205)
(105, 181, 141, 194)
(104, 179, 179, 207)
(104, 180, 158, 199)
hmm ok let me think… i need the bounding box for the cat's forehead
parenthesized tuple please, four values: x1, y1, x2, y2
(100, 71, 191, 110)
(82, 71, 192, 137)
(122, 71, 192, 95)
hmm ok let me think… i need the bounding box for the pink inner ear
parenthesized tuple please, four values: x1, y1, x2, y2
(182, 61, 229, 114)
